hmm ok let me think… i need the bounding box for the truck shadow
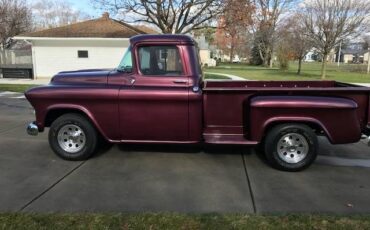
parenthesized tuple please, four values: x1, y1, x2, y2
(92, 140, 268, 167)
(111, 143, 255, 156)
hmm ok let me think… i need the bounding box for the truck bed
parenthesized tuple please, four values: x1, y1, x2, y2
(202, 80, 370, 145)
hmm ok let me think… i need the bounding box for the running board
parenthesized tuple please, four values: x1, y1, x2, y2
(204, 134, 258, 145)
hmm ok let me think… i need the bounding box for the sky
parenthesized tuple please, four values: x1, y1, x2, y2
(71, 0, 103, 17)
(28, 0, 103, 18)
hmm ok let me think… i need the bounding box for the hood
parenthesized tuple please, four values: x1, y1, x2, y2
(51, 69, 113, 85)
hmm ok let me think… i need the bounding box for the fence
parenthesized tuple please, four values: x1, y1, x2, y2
(0, 48, 32, 67)
(0, 48, 33, 78)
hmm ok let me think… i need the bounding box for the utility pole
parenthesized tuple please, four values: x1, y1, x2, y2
(367, 47, 370, 74)
(337, 40, 342, 67)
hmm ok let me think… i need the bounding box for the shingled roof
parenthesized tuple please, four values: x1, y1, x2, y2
(20, 13, 149, 38)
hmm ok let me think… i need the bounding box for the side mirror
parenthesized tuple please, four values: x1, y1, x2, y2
(123, 66, 132, 73)
(118, 66, 132, 73)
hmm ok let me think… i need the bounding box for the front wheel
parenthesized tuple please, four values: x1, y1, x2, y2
(264, 124, 318, 171)
(49, 113, 98, 161)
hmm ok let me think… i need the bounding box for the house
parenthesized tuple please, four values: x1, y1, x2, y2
(13, 13, 151, 79)
(337, 42, 369, 64)
(341, 49, 369, 64)
(304, 50, 316, 62)
(193, 35, 216, 67)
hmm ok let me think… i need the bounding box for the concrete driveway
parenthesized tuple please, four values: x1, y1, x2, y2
(1, 91, 370, 214)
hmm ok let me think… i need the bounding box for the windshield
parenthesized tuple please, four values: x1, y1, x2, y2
(117, 46, 132, 72)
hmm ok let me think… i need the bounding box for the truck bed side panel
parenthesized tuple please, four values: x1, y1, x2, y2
(249, 96, 361, 144)
(203, 81, 370, 145)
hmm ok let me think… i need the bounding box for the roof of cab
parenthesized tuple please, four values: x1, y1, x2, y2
(130, 34, 195, 45)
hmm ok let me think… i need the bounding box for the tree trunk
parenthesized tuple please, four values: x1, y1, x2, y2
(264, 48, 270, 67)
(230, 44, 234, 63)
(263, 55, 270, 67)
(297, 58, 302, 75)
(321, 54, 328, 79)
(269, 51, 273, 68)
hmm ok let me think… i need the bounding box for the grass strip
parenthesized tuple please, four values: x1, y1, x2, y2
(1, 213, 370, 230)
(0, 84, 38, 93)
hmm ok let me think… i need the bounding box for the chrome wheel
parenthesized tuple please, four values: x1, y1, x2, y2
(57, 124, 86, 153)
(277, 133, 308, 164)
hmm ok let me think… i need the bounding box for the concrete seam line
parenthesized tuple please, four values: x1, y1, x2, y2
(242, 154, 257, 214)
(18, 161, 86, 212)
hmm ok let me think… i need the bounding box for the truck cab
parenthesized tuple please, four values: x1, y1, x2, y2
(108, 35, 203, 143)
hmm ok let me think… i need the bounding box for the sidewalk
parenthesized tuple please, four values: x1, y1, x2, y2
(204, 72, 246, 81)
(353, 83, 370, 87)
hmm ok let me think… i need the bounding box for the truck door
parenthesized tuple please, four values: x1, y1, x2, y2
(119, 45, 189, 142)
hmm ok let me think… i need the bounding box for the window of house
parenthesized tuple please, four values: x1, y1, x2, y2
(78, 50, 89, 58)
(138, 46, 183, 76)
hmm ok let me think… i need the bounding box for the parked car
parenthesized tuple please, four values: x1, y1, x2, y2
(232, 56, 241, 63)
(25, 34, 370, 171)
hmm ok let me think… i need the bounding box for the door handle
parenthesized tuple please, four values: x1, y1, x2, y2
(173, 80, 188, 84)
(130, 78, 136, 85)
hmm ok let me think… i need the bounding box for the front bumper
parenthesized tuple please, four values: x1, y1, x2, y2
(27, 122, 39, 136)
(362, 125, 370, 146)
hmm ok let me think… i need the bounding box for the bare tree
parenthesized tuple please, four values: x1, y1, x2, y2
(280, 14, 312, 75)
(252, 0, 295, 67)
(217, 0, 254, 62)
(92, 0, 223, 34)
(300, 0, 370, 79)
(0, 0, 32, 47)
(32, 0, 90, 30)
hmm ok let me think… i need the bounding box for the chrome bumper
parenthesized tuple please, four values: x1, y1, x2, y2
(27, 122, 39, 136)
(362, 134, 370, 147)
(362, 125, 370, 146)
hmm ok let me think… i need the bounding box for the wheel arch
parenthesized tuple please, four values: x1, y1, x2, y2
(44, 105, 110, 141)
(261, 118, 332, 143)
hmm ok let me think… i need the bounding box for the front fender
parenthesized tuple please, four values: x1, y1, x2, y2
(248, 96, 361, 144)
(43, 104, 112, 141)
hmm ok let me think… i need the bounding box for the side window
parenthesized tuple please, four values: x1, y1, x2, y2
(138, 46, 183, 76)
(117, 47, 133, 72)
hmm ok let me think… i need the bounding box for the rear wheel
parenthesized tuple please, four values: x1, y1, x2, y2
(264, 124, 318, 171)
(48, 113, 98, 161)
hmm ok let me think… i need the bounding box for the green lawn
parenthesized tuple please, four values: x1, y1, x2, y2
(1, 213, 370, 230)
(0, 84, 38, 93)
(205, 62, 370, 83)
(1, 62, 369, 93)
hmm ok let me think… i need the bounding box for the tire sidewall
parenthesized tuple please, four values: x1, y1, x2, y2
(49, 114, 97, 161)
(265, 124, 318, 171)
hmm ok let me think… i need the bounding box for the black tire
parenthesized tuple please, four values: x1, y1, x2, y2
(48, 113, 98, 161)
(264, 124, 318, 171)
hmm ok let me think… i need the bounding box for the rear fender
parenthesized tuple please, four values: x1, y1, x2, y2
(248, 96, 361, 144)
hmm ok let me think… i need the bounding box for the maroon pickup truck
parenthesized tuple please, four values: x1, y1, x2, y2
(25, 34, 370, 171)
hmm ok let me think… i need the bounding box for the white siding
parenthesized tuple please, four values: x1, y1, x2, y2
(31, 39, 129, 78)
